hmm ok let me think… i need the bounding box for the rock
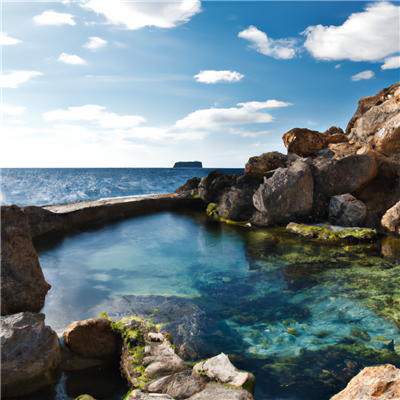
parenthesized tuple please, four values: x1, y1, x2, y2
(330, 364, 400, 400)
(282, 128, 328, 157)
(311, 148, 378, 221)
(327, 142, 359, 159)
(198, 170, 238, 203)
(217, 175, 260, 221)
(187, 383, 255, 400)
(146, 370, 202, 399)
(381, 236, 400, 262)
(326, 134, 349, 145)
(381, 200, 400, 234)
(346, 82, 400, 156)
(75, 396, 97, 400)
(324, 126, 344, 136)
(286, 222, 378, 241)
(144, 352, 189, 379)
(1, 206, 51, 316)
(1, 312, 61, 397)
(329, 194, 367, 227)
(174, 177, 201, 194)
(193, 353, 252, 388)
(251, 159, 314, 226)
(63, 317, 122, 359)
(126, 390, 174, 399)
(244, 151, 287, 179)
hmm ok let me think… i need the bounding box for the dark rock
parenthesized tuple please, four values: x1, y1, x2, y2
(1, 205, 51, 316)
(251, 159, 314, 226)
(329, 193, 367, 227)
(63, 317, 122, 359)
(314, 149, 335, 157)
(187, 383, 255, 399)
(282, 128, 328, 157)
(198, 170, 239, 203)
(244, 151, 287, 179)
(1, 312, 61, 397)
(174, 177, 201, 194)
(381, 200, 400, 234)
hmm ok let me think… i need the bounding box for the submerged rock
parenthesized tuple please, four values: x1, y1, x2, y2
(1, 312, 61, 397)
(1, 205, 51, 316)
(329, 193, 367, 227)
(381, 200, 400, 234)
(330, 364, 400, 400)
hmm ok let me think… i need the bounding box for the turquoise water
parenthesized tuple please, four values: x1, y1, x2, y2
(34, 210, 400, 400)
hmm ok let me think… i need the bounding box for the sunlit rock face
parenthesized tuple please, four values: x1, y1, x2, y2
(382, 200, 400, 234)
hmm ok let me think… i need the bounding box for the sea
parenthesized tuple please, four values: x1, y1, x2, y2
(1, 168, 400, 400)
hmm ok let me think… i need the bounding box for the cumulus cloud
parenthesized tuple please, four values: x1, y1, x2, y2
(2, 71, 43, 88)
(351, 70, 375, 81)
(238, 25, 298, 60)
(57, 53, 87, 65)
(83, 36, 107, 50)
(194, 70, 244, 84)
(237, 100, 292, 109)
(33, 10, 76, 26)
(303, 2, 399, 62)
(1, 32, 21, 45)
(381, 55, 400, 70)
(81, 1, 201, 30)
(43, 105, 145, 129)
(1, 104, 26, 116)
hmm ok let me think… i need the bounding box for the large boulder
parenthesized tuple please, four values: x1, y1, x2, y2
(282, 128, 328, 157)
(63, 317, 122, 359)
(244, 151, 287, 179)
(198, 170, 238, 203)
(330, 364, 400, 400)
(346, 82, 400, 157)
(381, 200, 400, 234)
(251, 159, 314, 226)
(329, 193, 367, 227)
(174, 177, 201, 194)
(1, 312, 61, 397)
(1, 205, 51, 316)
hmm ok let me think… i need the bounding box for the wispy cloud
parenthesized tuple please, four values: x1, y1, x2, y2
(1, 71, 43, 89)
(238, 25, 298, 60)
(237, 100, 292, 109)
(58, 53, 87, 65)
(83, 36, 107, 51)
(1, 32, 21, 45)
(351, 70, 375, 81)
(381, 55, 400, 70)
(33, 10, 76, 26)
(1, 104, 26, 116)
(194, 70, 244, 84)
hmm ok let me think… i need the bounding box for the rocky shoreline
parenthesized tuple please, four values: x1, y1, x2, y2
(1, 83, 400, 399)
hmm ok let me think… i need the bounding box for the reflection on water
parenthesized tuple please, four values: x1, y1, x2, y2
(33, 211, 400, 400)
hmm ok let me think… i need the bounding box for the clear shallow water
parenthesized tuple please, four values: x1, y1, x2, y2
(0, 168, 243, 206)
(33, 210, 400, 400)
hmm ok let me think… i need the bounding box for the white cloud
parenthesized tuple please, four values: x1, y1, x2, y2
(238, 25, 298, 60)
(43, 105, 145, 129)
(303, 2, 400, 62)
(83, 36, 107, 50)
(237, 100, 292, 110)
(381, 55, 400, 70)
(229, 128, 274, 138)
(335, 64, 341, 69)
(351, 70, 375, 81)
(194, 70, 244, 84)
(1, 104, 26, 116)
(1, 32, 21, 45)
(33, 10, 76, 26)
(1, 71, 43, 88)
(81, 1, 201, 30)
(57, 53, 87, 65)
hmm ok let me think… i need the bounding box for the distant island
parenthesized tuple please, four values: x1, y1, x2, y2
(173, 161, 203, 168)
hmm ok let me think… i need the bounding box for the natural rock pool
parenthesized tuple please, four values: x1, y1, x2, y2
(33, 210, 400, 400)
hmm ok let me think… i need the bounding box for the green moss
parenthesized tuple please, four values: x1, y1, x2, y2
(129, 345, 145, 365)
(75, 396, 96, 400)
(285, 328, 300, 337)
(194, 194, 199, 199)
(219, 217, 251, 227)
(240, 371, 256, 394)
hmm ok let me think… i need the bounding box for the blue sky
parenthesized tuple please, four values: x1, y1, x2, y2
(1, 1, 399, 168)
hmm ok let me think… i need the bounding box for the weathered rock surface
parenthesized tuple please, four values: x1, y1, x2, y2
(330, 364, 400, 400)
(282, 128, 328, 157)
(1, 312, 61, 397)
(198, 170, 239, 203)
(244, 151, 287, 179)
(327, 142, 359, 159)
(381, 200, 400, 234)
(1, 205, 51, 316)
(174, 177, 201, 194)
(127, 391, 174, 399)
(329, 193, 367, 227)
(187, 383, 255, 400)
(252, 159, 314, 226)
(63, 317, 122, 359)
(324, 126, 344, 136)
(347, 82, 400, 156)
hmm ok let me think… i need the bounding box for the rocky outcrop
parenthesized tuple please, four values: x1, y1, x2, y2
(244, 151, 287, 179)
(329, 193, 367, 227)
(346, 82, 400, 157)
(252, 159, 314, 226)
(330, 364, 400, 400)
(198, 170, 239, 203)
(381, 200, 400, 234)
(283, 128, 328, 157)
(174, 177, 201, 195)
(1, 205, 51, 316)
(63, 317, 122, 360)
(1, 312, 61, 397)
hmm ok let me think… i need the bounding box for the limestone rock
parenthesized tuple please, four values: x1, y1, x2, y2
(381, 200, 400, 234)
(1, 205, 51, 316)
(1, 312, 61, 397)
(282, 128, 328, 157)
(63, 317, 122, 359)
(187, 383, 255, 400)
(144, 352, 189, 379)
(251, 159, 314, 226)
(346, 82, 400, 156)
(244, 151, 287, 179)
(198, 170, 239, 203)
(329, 194, 367, 227)
(330, 364, 400, 400)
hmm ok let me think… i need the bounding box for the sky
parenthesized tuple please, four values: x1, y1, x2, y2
(1, 0, 399, 168)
